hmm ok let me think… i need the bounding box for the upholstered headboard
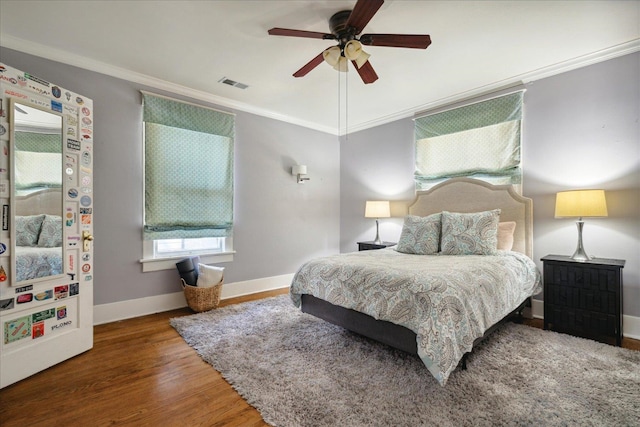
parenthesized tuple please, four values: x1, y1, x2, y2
(15, 188, 62, 217)
(408, 178, 533, 258)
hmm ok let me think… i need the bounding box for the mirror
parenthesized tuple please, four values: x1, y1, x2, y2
(11, 102, 64, 285)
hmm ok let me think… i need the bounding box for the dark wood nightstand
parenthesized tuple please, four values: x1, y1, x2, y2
(357, 241, 396, 251)
(542, 254, 625, 346)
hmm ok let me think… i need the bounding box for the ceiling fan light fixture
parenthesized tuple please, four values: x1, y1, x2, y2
(344, 40, 370, 68)
(333, 56, 349, 72)
(323, 46, 342, 67)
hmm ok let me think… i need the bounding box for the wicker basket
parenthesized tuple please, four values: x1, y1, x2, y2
(182, 279, 222, 312)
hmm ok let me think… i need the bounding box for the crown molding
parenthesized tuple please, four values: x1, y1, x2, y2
(0, 34, 337, 135)
(2, 34, 638, 137)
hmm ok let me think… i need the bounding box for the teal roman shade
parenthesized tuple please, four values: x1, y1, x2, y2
(414, 91, 524, 191)
(14, 131, 62, 190)
(143, 92, 234, 240)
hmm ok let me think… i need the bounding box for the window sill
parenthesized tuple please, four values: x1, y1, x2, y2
(139, 251, 235, 272)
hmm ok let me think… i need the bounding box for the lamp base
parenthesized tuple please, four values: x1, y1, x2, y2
(372, 218, 382, 245)
(570, 219, 591, 262)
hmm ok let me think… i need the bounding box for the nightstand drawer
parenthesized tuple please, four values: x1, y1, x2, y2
(545, 304, 618, 339)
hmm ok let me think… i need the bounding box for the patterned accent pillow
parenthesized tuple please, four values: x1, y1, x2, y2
(196, 263, 224, 288)
(497, 221, 516, 251)
(396, 213, 441, 255)
(15, 214, 45, 247)
(441, 209, 501, 255)
(38, 215, 63, 247)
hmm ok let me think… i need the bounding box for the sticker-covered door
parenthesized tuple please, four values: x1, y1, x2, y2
(0, 63, 94, 388)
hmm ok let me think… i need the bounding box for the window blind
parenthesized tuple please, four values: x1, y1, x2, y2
(414, 91, 524, 191)
(142, 92, 234, 240)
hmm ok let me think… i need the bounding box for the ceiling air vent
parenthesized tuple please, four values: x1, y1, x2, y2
(218, 77, 249, 90)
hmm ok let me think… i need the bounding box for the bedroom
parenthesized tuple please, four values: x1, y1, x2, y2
(0, 0, 639, 425)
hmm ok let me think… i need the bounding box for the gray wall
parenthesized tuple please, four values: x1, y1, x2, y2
(340, 52, 640, 317)
(1, 47, 340, 305)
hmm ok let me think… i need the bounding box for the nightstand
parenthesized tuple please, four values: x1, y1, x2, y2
(357, 241, 396, 251)
(542, 254, 625, 346)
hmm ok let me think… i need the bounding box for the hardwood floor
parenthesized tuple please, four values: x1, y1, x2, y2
(1, 289, 638, 426)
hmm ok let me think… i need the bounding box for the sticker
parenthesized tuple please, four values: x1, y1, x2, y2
(51, 320, 72, 332)
(80, 208, 92, 214)
(69, 252, 75, 272)
(81, 187, 92, 194)
(65, 91, 71, 101)
(4, 316, 31, 344)
(84, 275, 92, 281)
(54, 285, 69, 300)
(81, 215, 91, 225)
(76, 97, 84, 105)
(32, 322, 45, 338)
(82, 117, 92, 125)
(66, 167, 74, 175)
(69, 282, 79, 296)
(67, 138, 81, 151)
(0, 265, 6, 281)
(81, 151, 91, 165)
(51, 100, 62, 113)
(0, 124, 5, 136)
(80, 195, 91, 207)
(0, 242, 6, 255)
(2, 204, 7, 230)
(66, 211, 74, 226)
(82, 253, 90, 261)
(25, 72, 50, 87)
(56, 306, 67, 320)
(81, 175, 91, 186)
(52, 86, 61, 98)
(81, 264, 91, 273)
(0, 298, 14, 311)
(15, 284, 33, 293)
(81, 107, 90, 116)
(17, 293, 33, 304)
(34, 290, 53, 301)
(68, 188, 78, 198)
(32, 308, 55, 323)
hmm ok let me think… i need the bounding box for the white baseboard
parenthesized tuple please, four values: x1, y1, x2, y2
(93, 273, 293, 325)
(531, 298, 640, 341)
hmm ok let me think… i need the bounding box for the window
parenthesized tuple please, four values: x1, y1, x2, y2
(413, 91, 524, 192)
(140, 92, 235, 271)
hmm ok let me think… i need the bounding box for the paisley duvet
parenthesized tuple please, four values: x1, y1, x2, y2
(290, 248, 541, 385)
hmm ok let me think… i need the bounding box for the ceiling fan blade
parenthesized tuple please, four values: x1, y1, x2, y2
(293, 51, 326, 77)
(360, 34, 432, 49)
(268, 27, 335, 40)
(345, 0, 384, 34)
(352, 60, 378, 84)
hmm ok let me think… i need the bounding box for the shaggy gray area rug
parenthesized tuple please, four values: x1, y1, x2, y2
(170, 295, 640, 426)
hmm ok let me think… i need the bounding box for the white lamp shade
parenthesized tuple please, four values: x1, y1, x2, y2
(323, 46, 341, 67)
(344, 40, 370, 68)
(292, 165, 307, 175)
(365, 201, 391, 218)
(555, 189, 608, 218)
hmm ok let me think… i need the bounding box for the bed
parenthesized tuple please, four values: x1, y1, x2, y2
(14, 189, 63, 282)
(290, 178, 542, 385)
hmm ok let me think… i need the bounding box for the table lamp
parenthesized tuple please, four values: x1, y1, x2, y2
(365, 201, 390, 245)
(555, 189, 608, 261)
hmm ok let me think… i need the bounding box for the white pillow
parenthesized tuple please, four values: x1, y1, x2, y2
(196, 263, 224, 288)
(497, 221, 516, 251)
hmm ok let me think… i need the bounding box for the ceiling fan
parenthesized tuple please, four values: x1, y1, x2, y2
(268, 0, 431, 84)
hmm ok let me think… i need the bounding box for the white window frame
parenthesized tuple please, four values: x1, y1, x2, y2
(140, 236, 234, 272)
